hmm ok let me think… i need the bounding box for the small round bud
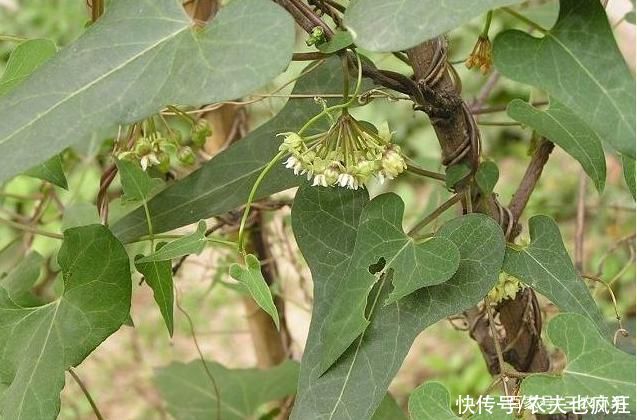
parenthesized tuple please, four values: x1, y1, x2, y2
(135, 138, 152, 156)
(177, 146, 196, 166)
(156, 152, 171, 173)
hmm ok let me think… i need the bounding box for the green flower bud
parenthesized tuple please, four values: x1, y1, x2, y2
(156, 152, 171, 173)
(135, 138, 152, 156)
(177, 146, 196, 166)
(306, 26, 326, 46)
(191, 119, 212, 147)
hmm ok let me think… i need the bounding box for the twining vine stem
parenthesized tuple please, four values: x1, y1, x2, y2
(68, 368, 105, 420)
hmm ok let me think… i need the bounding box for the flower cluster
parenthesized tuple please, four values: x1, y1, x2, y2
(279, 113, 406, 190)
(487, 272, 523, 304)
(465, 35, 492, 75)
(118, 118, 211, 172)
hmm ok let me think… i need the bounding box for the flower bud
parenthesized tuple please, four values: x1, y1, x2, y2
(156, 152, 171, 173)
(177, 146, 196, 166)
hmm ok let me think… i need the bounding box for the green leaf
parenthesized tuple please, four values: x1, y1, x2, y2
(116, 159, 163, 202)
(135, 244, 174, 337)
(0, 0, 294, 184)
(136, 220, 207, 263)
(344, 0, 524, 52)
(521, 313, 636, 413)
(319, 193, 460, 373)
(0, 39, 68, 189)
(409, 382, 457, 420)
(317, 30, 354, 53)
(408, 382, 514, 419)
(445, 163, 471, 189)
(290, 185, 505, 420)
(0, 251, 43, 307)
(493, 0, 636, 159)
(23, 154, 68, 189)
(475, 160, 499, 194)
(0, 224, 131, 420)
(372, 394, 407, 420)
(0, 39, 56, 96)
(507, 99, 606, 192)
(622, 155, 635, 200)
(112, 57, 369, 242)
(229, 254, 279, 330)
(503, 215, 609, 336)
(153, 360, 299, 420)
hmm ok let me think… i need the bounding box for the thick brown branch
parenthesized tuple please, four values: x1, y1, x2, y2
(406, 38, 551, 380)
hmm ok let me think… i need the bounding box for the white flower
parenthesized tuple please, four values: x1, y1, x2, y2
(284, 155, 304, 175)
(312, 174, 328, 187)
(140, 153, 160, 171)
(338, 173, 360, 190)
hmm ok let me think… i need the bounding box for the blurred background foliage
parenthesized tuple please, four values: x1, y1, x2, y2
(0, 0, 634, 418)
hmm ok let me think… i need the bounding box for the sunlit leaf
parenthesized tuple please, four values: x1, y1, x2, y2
(493, 0, 636, 159)
(344, 0, 524, 52)
(229, 254, 279, 330)
(507, 99, 606, 192)
(153, 360, 299, 420)
(0, 0, 294, 183)
(521, 313, 636, 414)
(319, 193, 460, 373)
(503, 215, 609, 336)
(0, 225, 131, 420)
(290, 185, 504, 420)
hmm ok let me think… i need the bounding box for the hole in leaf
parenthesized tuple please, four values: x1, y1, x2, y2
(368, 257, 386, 274)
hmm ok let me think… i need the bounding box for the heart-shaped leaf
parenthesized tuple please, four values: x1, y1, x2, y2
(112, 57, 368, 242)
(319, 193, 460, 373)
(493, 0, 636, 159)
(502, 215, 609, 337)
(507, 99, 606, 192)
(0, 225, 131, 420)
(290, 185, 505, 420)
(0, 0, 294, 183)
(521, 313, 635, 414)
(344, 0, 525, 52)
(229, 254, 279, 330)
(153, 360, 299, 420)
